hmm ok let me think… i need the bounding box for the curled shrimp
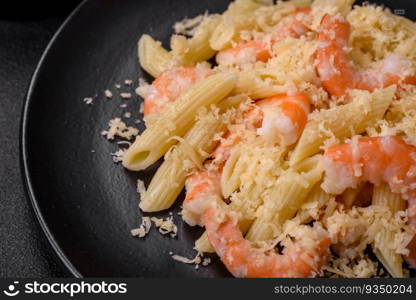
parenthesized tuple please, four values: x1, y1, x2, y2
(316, 14, 416, 98)
(182, 170, 222, 227)
(182, 168, 330, 278)
(143, 65, 212, 117)
(216, 8, 311, 66)
(321, 136, 416, 268)
(211, 93, 311, 172)
(255, 93, 311, 146)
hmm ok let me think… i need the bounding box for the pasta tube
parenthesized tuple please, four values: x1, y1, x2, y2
(233, 70, 286, 99)
(290, 182, 331, 225)
(372, 184, 406, 278)
(171, 16, 221, 65)
(215, 94, 249, 112)
(246, 155, 324, 242)
(290, 86, 395, 166)
(194, 232, 215, 253)
(138, 34, 175, 78)
(139, 111, 226, 212)
(209, 0, 267, 51)
(122, 73, 237, 171)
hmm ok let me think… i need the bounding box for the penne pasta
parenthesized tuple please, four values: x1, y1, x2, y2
(289, 86, 395, 166)
(139, 95, 245, 212)
(373, 184, 406, 212)
(373, 229, 404, 278)
(289, 182, 331, 225)
(221, 145, 244, 198)
(194, 231, 215, 253)
(138, 34, 175, 78)
(171, 15, 221, 65)
(372, 184, 406, 278)
(245, 155, 324, 242)
(233, 70, 287, 99)
(139, 111, 226, 212)
(122, 73, 237, 171)
(215, 94, 250, 112)
(209, 0, 268, 51)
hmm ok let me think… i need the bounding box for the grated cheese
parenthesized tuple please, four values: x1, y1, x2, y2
(101, 118, 139, 140)
(173, 11, 210, 36)
(131, 216, 152, 238)
(104, 89, 113, 99)
(83, 97, 93, 105)
(120, 92, 132, 99)
(171, 251, 211, 268)
(136, 179, 146, 202)
(111, 149, 126, 163)
(151, 216, 178, 238)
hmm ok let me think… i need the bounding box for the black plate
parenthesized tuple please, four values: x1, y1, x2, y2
(22, 0, 416, 277)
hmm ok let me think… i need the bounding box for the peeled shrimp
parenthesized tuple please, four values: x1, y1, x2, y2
(183, 169, 330, 277)
(214, 92, 311, 163)
(143, 66, 212, 116)
(321, 136, 416, 268)
(216, 8, 311, 66)
(256, 93, 311, 145)
(316, 14, 416, 98)
(182, 170, 222, 227)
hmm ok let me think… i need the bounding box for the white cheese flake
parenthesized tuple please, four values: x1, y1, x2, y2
(131, 216, 152, 238)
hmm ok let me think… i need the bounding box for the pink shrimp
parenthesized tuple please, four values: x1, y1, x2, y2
(321, 136, 416, 268)
(182, 170, 222, 226)
(143, 66, 212, 116)
(182, 168, 330, 278)
(216, 8, 311, 66)
(211, 93, 310, 170)
(316, 14, 416, 98)
(255, 93, 311, 145)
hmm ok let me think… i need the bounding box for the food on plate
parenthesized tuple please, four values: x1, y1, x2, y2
(118, 0, 416, 277)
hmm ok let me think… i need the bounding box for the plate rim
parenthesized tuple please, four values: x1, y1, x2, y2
(19, 0, 91, 278)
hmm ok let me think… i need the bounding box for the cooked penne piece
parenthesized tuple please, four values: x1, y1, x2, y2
(138, 34, 175, 78)
(171, 15, 221, 65)
(233, 70, 287, 99)
(289, 182, 331, 225)
(122, 73, 237, 171)
(221, 145, 244, 198)
(215, 94, 249, 112)
(372, 184, 406, 278)
(139, 112, 226, 212)
(289, 86, 395, 166)
(373, 229, 404, 278)
(139, 96, 244, 212)
(194, 232, 215, 253)
(245, 155, 324, 242)
(209, 0, 268, 51)
(373, 184, 406, 212)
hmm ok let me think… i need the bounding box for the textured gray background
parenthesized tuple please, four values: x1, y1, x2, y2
(0, 20, 68, 277)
